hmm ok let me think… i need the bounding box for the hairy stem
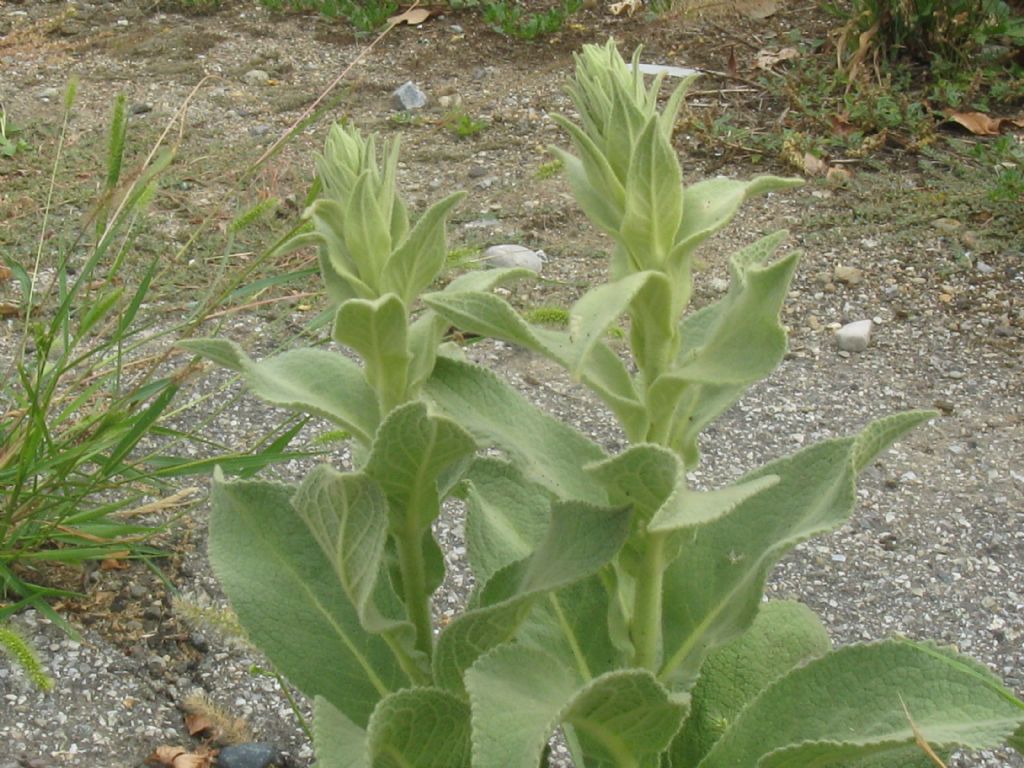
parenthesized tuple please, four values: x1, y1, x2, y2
(395, 525, 433, 659)
(631, 533, 666, 671)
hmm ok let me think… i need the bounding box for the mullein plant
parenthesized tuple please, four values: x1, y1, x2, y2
(182, 40, 1024, 768)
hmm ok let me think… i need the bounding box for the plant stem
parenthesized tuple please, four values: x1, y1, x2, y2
(631, 533, 665, 671)
(395, 525, 433, 659)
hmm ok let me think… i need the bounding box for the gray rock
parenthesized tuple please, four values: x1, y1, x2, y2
(481, 244, 545, 273)
(39, 87, 60, 101)
(835, 319, 873, 352)
(392, 81, 427, 111)
(242, 69, 270, 86)
(216, 742, 282, 768)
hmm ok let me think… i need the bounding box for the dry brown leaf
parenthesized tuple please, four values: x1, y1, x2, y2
(0, 303, 19, 317)
(945, 111, 1024, 136)
(726, 46, 738, 77)
(388, 7, 432, 26)
(0, 265, 11, 281)
(146, 745, 215, 768)
(185, 713, 216, 737)
(754, 47, 799, 70)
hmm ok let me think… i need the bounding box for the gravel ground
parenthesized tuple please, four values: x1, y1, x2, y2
(1, 1, 1022, 766)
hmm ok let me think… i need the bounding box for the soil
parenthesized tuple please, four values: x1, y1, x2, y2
(1, 1, 1022, 767)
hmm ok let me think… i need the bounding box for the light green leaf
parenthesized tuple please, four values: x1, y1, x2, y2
(649, 475, 780, 533)
(672, 249, 799, 384)
(178, 339, 379, 445)
(671, 600, 831, 768)
(673, 176, 803, 260)
(553, 150, 624, 241)
(433, 500, 631, 693)
(292, 465, 422, 680)
(566, 271, 659, 377)
(425, 357, 607, 504)
(343, 171, 390, 292)
(460, 457, 551, 585)
(292, 466, 389, 623)
(365, 401, 476, 535)
(424, 286, 646, 431)
(334, 295, 411, 412)
(852, 410, 936, 473)
(515, 577, 623, 682)
(306, 197, 377, 301)
(660, 413, 926, 688)
(209, 473, 407, 727)
(699, 639, 1024, 768)
(467, 645, 686, 768)
(382, 192, 465, 305)
(314, 697, 370, 768)
(620, 118, 683, 270)
(367, 687, 471, 768)
(442, 265, 536, 293)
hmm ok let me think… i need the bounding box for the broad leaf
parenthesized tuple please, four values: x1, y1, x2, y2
(342, 171, 390, 293)
(425, 357, 606, 504)
(314, 697, 370, 768)
(210, 473, 407, 727)
(178, 339, 379, 445)
(699, 639, 1024, 768)
(671, 600, 831, 768)
(367, 687, 471, 768)
(382, 192, 465, 305)
(460, 457, 551, 585)
(291, 465, 421, 678)
(424, 287, 646, 432)
(467, 645, 686, 768)
(620, 118, 683, 270)
(672, 176, 803, 262)
(334, 295, 411, 412)
(659, 413, 930, 688)
(365, 401, 476, 536)
(433, 500, 631, 693)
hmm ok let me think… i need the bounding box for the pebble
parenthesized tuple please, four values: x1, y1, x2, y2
(39, 87, 59, 101)
(242, 69, 269, 86)
(835, 319, 872, 352)
(833, 265, 864, 285)
(481, 244, 545, 273)
(130, 102, 152, 115)
(392, 81, 427, 111)
(216, 742, 282, 768)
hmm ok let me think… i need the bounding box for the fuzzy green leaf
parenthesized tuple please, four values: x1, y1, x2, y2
(383, 192, 465, 306)
(671, 600, 831, 768)
(660, 413, 926, 689)
(433, 500, 631, 693)
(699, 639, 1024, 768)
(314, 697, 370, 768)
(673, 176, 803, 260)
(467, 645, 686, 768)
(367, 687, 471, 768)
(178, 339, 379, 445)
(425, 357, 606, 504)
(210, 473, 407, 727)
(334, 295, 411, 412)
(365, 401, 476, 536)
(424, 283, 647, 431)
(460, 457, 551, 585)
(620, 118, 683, 270)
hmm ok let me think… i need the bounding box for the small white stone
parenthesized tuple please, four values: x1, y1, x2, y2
(835, 319, 873, 352)
(481, 244, 545, 273)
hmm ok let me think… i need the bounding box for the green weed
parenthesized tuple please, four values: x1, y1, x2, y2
(0, 105, 29, 158)
(443, 108, 488, 139)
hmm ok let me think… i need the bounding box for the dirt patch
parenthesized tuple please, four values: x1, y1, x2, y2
(1, 1, 1022, 766)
